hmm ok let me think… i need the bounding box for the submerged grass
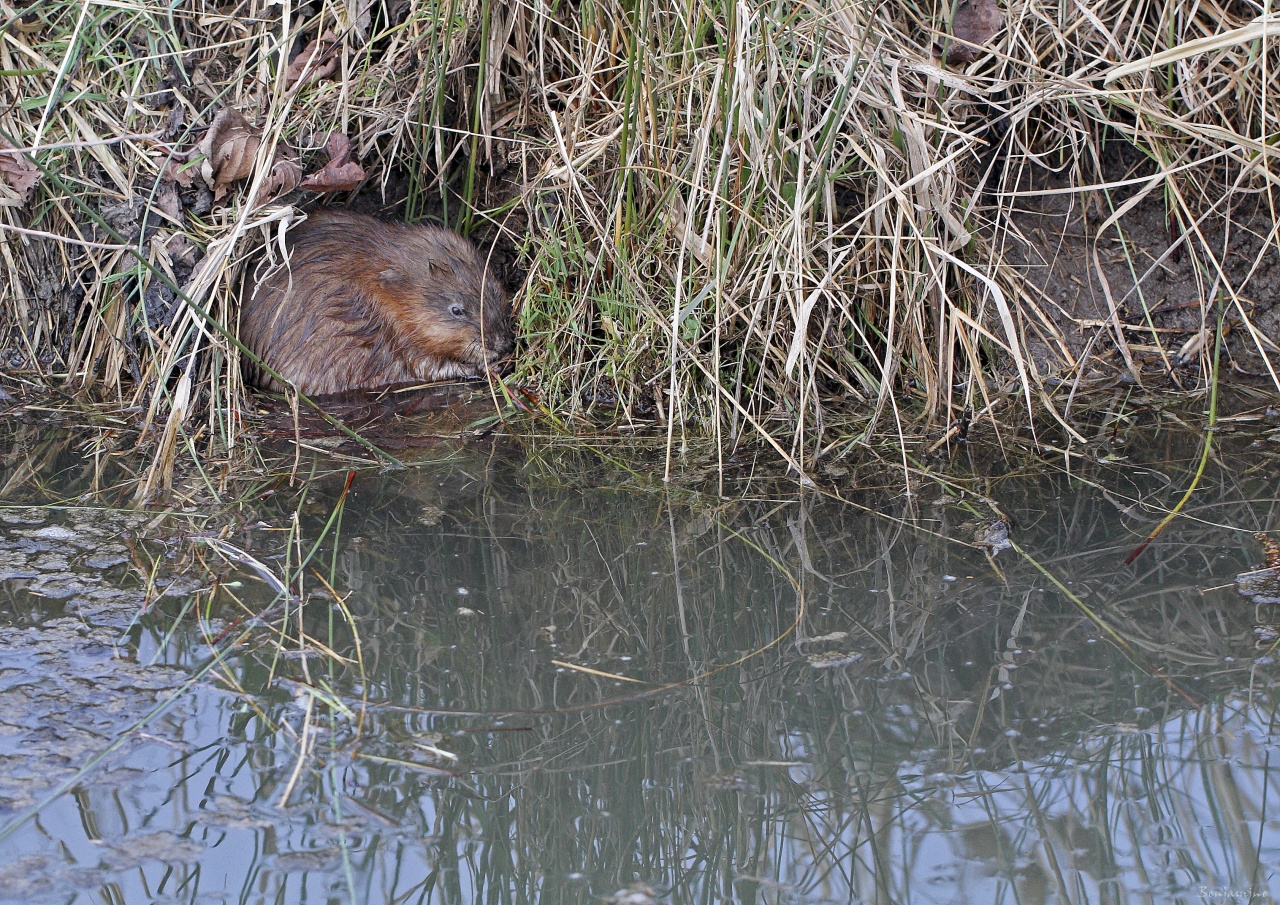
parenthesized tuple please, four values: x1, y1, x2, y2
(2, 0, 1279, 488)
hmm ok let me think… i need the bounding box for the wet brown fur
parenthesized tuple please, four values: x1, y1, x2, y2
(241, 210, 514, 395)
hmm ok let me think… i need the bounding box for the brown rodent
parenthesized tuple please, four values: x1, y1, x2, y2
(241, 209, 514, 395)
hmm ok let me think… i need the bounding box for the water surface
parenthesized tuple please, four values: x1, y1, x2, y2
(1, 402, 1279, 903)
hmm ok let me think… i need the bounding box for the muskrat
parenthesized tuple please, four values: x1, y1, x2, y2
(241, 209, 514, 395)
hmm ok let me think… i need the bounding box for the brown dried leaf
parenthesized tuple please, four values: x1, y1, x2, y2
(1258, 532, 1280, 570)
(285, 31, 340, 90)
(253, 156, 303, 206)
(0, 136, 40, 203)
(938, 0, 1003, 65)
(300, 161, 365, 192)
(198, 108, 261, 201)
(155, 178, 183, 221)
(163, 158, 197, 188)
(321, 131, 353, 166)
(300, 132, 365, 193)
(166, 234, 199, 271)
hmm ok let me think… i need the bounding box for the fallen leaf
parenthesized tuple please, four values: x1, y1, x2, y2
(163, 158, 197, 188)
(163, 104, 186, 140)
(300, 160, 367, 192)
(300, 132, 365, 193)
(320, 131, 354, 166)
(166, 234, 200, 272)
(253, 156, 303, 205)
(285, 31, 340, 89)
(198, 108, 261, 201)
(937, 0, 1003, 65)
(0, 136, 40, 202)
(1260, 532, 1280, 570)
(155, 178, 183, 221)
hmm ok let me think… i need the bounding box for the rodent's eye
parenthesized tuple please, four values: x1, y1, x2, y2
(449, 304, 466, 319)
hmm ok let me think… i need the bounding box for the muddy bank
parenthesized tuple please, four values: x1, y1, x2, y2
(1001, 160, 1280, 383)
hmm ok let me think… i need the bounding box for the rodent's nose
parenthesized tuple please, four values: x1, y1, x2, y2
(485, 345, 515, 375)
(486, 327, 515, 356)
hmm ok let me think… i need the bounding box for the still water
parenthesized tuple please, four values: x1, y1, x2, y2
(1, 401, 1279, 904)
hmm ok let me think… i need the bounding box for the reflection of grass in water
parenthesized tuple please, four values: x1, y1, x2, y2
(164, 430, 1277, 896)
(3, 415, 1279, 896)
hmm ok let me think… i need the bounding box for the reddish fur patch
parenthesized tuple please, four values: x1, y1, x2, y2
(241, 210, 514, 395)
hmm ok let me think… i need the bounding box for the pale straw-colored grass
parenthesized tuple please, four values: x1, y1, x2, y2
(1, 0, 1277, 489)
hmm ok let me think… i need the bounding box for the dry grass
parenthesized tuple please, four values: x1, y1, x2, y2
(2, 0, 1279, 487)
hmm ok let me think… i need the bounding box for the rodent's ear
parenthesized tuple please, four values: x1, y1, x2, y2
(379, 262, 439, 288)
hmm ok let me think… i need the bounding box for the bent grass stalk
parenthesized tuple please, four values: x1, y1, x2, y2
(1122, 307, 1222, 567)
(1011, 536, 1199, 706)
